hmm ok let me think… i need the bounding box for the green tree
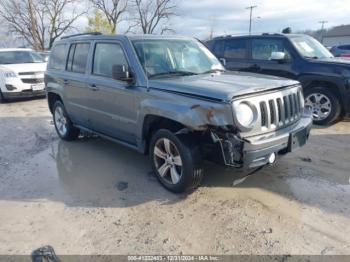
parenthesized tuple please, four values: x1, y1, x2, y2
(86, 9, 114, 34)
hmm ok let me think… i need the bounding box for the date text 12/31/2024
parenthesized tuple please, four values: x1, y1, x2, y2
(127, 256, 220, 261)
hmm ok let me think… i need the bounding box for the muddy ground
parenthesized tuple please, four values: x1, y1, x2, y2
(0, 98, 349, 255)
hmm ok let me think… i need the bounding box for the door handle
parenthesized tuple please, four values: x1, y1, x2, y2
(89, 84, 99, 91)
(63, 79, 69, 85)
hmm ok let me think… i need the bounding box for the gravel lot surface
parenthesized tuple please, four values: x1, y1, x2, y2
(0, 98, 349, 255)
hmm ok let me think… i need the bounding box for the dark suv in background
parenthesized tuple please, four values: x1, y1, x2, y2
(207, 34, 350, 125)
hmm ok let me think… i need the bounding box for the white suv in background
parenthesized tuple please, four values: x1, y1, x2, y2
(0, 48, 47, 102)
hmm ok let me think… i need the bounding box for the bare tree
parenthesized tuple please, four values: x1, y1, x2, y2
(89, 0, 128, 34)
(131, 0, 177, 34)
(0, 0, 86, 50)
(28, 0, 41, 50)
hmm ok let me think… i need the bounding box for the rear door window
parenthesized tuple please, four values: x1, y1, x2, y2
(66, 43, 90, 74)
(223, 39, 248, 59)
(92, 43, 128, 78)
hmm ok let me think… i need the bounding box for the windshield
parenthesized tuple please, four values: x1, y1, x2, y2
(132, 39, 224, 78)
(290, 35, 334, 59)
(0, 51, 45, 64)
(38, 52, 50, 60)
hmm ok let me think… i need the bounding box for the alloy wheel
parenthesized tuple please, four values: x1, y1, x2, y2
(305, 93, 332, 121)
(54, 106, 68, 137)
(153, 138, 183, 185)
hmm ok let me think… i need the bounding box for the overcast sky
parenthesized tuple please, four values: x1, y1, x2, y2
(166, 0, 350, 38)
(73, 0, 350, 39)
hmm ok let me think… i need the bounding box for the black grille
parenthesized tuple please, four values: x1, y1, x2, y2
(18, 71, 44, 75)
(21, 78, 44, 84)
(260, 102, 267, 127)
(260, 88, 303, 128)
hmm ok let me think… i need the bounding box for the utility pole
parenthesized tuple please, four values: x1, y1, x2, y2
(27, 0, 40, 50)
(246, 5, 257, 35)
(319, 20, 328, 44)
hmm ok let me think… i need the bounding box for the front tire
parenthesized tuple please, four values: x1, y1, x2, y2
(53, 101, 80, 141)
(149, 129, 204, 193)
(304, 87, 341, 125)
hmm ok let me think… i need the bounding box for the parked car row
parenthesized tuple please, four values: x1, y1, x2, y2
(0, 32, 349, 192)
(1, 34, 350, 126)
(44, 33, 312, 192)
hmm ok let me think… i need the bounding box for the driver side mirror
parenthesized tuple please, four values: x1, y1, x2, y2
(270, 52, 286, 61)
(270, 52, 286, 62)
(112, 64, 133, 82)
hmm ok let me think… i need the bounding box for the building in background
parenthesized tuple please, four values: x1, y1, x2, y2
(323, 24, 350, 46)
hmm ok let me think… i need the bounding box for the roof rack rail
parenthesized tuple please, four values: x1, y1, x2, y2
(262, 33, 283, 36)
(61, 32, 102, 39)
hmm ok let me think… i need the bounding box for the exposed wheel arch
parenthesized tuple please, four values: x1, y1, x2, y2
(47, 92, 63, 114)
(142, 115, 187, 154)
(304, 80, 342, 104)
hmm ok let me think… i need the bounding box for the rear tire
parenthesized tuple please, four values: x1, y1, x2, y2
(53, 100, 80, 141)
(304, 87, 341, 125)
(149, 129, 204, 193)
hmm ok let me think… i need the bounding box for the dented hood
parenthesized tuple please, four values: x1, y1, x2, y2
(149, 71, 299, 101)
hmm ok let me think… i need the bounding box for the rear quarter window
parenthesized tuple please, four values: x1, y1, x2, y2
(48, 44, 67, 70)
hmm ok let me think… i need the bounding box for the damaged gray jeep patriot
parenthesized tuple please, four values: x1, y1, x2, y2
(45, 33, 312, 193)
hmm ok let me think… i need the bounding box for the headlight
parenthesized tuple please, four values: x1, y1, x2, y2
(234, 102, 257, 130)
(3, 71, 17, 78)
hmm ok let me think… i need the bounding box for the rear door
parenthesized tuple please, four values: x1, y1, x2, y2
(63, 42, 91, 127)
(86, 41, 137, 144)
(249, 37, 296, 79)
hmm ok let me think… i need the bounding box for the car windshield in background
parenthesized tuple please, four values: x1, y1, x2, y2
(132, 39, 224, 78)
(290, 36, 334, 59)
(0, 51, 45, 64)
(37, 52, 50, 61)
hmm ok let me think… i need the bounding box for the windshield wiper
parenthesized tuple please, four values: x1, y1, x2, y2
(149, 71, 198, 78)
(202, 68, 226, 74)
(304, 56, 319, 59)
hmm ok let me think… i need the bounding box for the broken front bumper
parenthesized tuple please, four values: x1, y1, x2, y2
(214, 111, 313, 169)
